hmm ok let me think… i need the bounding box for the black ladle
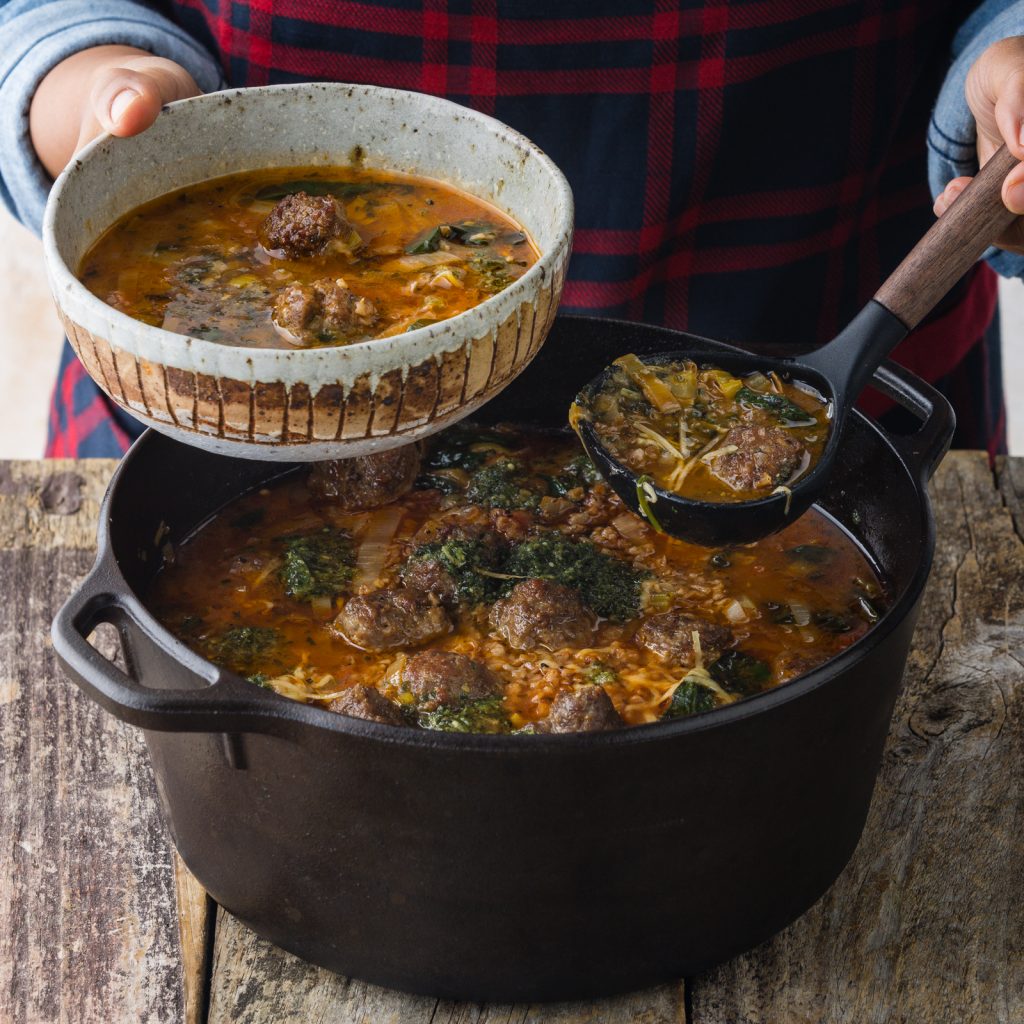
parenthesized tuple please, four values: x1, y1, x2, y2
(574, 144, 1020, 547)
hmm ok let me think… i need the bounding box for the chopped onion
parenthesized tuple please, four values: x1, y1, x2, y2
(790, 601, 811, 627)
(701, 444, 738, 464)
(612, 512, 648, 542)
(352, 506, 405, 591)
(311, 594, 334, 618)
(383, 653, 407, 682)
(378, 251, 462, 273)
(614, 354, 681, 413)
(724, 599, 748, 624)
(668, 366, 697, 402)
(251, 556, 282, 588)
(772, 484, 793, 514)
(635, 423, 685, 460)
(540, 496, 575, 517)
(701, 369, 743, 399)
(744, 371, 771, 393)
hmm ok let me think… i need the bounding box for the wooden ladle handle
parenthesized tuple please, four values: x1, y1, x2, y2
(874, 144, 1020, 330)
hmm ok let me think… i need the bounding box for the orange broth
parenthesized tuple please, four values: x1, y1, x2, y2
(147, 426, 885, 732)
(78, 166, 538, 347)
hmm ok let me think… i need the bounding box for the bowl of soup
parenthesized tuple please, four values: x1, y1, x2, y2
(42, 83, 573, 459)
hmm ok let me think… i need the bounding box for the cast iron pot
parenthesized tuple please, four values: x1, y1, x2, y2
(52, 314, 952, 1002)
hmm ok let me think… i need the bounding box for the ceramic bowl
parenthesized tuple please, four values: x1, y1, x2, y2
(42, 83, 573, 459)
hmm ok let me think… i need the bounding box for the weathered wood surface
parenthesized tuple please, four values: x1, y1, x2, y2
(206, 909, 688, 1023)
(175, 853, 214, 1024)
(1, 454, 1021, 1024)
(0, 460, 190, 1024)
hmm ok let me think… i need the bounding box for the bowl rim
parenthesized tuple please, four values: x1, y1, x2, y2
(42, 82, 575, 384)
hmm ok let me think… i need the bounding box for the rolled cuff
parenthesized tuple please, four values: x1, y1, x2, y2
(927, 0, 1024, 277)
(0, 0, 225, 235)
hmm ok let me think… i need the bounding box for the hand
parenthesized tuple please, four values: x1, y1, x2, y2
(30, 45, 200, 179)
(934, 35, 1024, 254)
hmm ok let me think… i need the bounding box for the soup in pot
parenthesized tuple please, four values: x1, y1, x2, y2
(148, 424, 884, 734)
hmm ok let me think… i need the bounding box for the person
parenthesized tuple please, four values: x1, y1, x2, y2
(2, 0, 1024, 457)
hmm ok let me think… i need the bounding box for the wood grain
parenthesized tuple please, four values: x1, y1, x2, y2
(206, 909, 687, 1024)
(875, 145, 1020, 329)
(0, 459, 190, 1024)
(174, 854, 214, 1024)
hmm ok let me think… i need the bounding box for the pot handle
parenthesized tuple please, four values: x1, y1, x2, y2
(51, 567, 303, 736)
(867, 360, 956, 482)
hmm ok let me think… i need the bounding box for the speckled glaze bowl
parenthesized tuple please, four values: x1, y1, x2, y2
(42, 84, 573, 459)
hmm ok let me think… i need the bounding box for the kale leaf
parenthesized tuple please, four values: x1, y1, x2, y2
(418, 695, 511, 734)
(710, 650, 771, 696)
(500, 533, 649, 622)
(549, 453, 602, 496)
(470, 256, 514, 294)
(405, 318, 440, 333)
(736, 387, 816, 425)
(813, 611, 854, 634)
(424, 424, 511, 472)
(402, 536, 504, 605)
(413, 473, 462, 495)
(465, 458, 541, 511)
(406, 220, 499, 254)
(786, 544, 834, 566)
(664, 680, 716, 718)
(212, 626, 280, 674)
(584, 662, 618, 686)
(279, 527, 355, 602)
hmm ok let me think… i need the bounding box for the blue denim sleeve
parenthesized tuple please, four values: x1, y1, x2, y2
(929, 0, 1024, 277)
(0, 0, 225, 236)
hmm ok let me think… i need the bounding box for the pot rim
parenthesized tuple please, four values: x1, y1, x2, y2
(90, 407, 936, 752)
(41, 82, 574, 385)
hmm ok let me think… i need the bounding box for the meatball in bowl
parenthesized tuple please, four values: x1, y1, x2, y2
(43, 83, 573, 460)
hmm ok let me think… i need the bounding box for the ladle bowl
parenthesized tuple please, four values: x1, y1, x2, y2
(574, 145, 1019, 545)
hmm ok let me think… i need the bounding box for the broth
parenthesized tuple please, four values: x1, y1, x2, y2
(78, 167, 538, 348)
(577, 356, 831, 503)
(148, 424, 884, 734)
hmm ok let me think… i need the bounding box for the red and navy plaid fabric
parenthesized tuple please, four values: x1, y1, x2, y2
(49, 0, 1004, 456)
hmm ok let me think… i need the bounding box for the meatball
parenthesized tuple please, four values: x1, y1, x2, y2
(400, 557, 458, 607)
(260, 191, 357, 258)
(328, 684, 406, 726)
(489, 579, 593, 651)
(400, 650, 503, 712)
(401, 522, 506, 608)
(334, 588, 450, 651)
(707, 425, 803, 492)
(539, 685, 623, 733)
(434, 520, 506, 551)
(272, 277, 378, 346)
(308, 443, 422, 510)
(635, 610, 733, 667)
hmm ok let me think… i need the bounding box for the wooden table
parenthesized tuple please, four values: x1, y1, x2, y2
(2, 453, 1022, 1024)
